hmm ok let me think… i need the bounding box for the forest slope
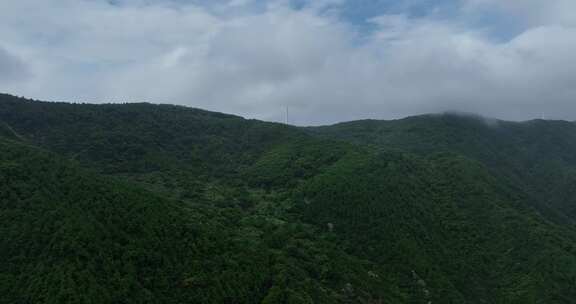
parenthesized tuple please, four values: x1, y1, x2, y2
(2, 94, 576, 303)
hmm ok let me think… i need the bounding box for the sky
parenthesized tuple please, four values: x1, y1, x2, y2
(1, 0, 576, 125)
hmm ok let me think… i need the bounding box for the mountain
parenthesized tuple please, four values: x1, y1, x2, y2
(1, 93, 576, 303)
(308, 114, 576, 223)
(0, 94, 396, 304)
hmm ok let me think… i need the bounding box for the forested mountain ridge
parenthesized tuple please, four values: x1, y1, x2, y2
(2, 93, 576, 303)
(308, 114, 576, 224)
(0, 96, 395, 303)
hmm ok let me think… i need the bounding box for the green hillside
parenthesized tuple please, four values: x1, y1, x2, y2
(309, 114, 576, 224)
(2, 94, 576, 303)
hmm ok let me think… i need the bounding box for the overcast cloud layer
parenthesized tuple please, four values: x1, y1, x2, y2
(0, 0, 575, 125)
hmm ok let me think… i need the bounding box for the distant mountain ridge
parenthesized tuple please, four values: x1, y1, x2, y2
(308, 113, 576, 223)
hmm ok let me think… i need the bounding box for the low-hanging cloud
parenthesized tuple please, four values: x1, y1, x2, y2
(0, 0, 576, 125)
(0, 46, 30, 84)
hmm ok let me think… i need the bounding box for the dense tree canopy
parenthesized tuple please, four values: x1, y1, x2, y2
(2, 93, 576, 303)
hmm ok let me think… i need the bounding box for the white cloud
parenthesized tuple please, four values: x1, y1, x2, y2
(0, 46, 30, 84)
(1, 0, 576, 124)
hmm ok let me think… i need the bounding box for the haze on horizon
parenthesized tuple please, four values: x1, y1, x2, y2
(0, 0, 575, 125)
